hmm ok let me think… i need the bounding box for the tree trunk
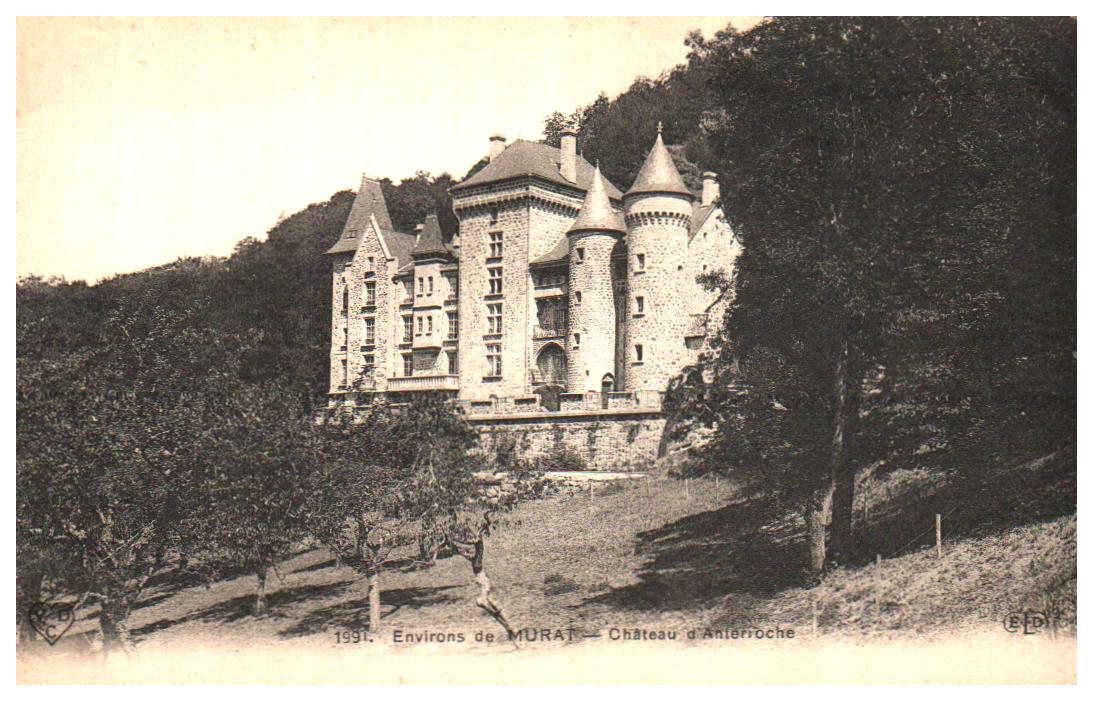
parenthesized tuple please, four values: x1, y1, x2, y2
(468, 537, 519, 645)
(807, 479, 834, 575)
(17, 570, 44, 644)
(99, 597, 133, 657)
(254, 567, 269, 617)
(367, 570, 381, 634)
(829, 338, 860, 562)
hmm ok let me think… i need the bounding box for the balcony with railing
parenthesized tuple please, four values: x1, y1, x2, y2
(533, 324, 566, 340)
(386, 374, 460, 392)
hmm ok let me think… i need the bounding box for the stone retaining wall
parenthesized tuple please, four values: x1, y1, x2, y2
(468, 409, 665, 470)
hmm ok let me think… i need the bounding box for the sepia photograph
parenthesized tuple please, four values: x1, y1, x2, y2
(14, 12, 1078, 684)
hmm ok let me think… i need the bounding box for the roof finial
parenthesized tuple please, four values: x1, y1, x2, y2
(657, 120, 663, 135)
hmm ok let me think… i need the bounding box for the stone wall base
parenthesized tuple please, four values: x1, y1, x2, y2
(469, 410, 666, 471)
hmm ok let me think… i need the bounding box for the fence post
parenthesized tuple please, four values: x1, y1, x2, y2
(875, 553, 882, 613)
(935, 513, 942, 558)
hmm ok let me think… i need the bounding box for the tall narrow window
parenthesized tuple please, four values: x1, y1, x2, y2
(362, 354, 375, 374)
(402, 316, 413, 343)
(364, 317, 376, 345)
(636, 253, 646, 271)
(488, 266, 503, 295)
(367, 256, 374, 269)
(416, 316, 423, 335)
(575, 247, 586, 263)
(489, 207, 499, 226)
(574, 291, 582, 305)
(364, 281, 376, 306)
(341, 327, 348, 351)
(447, 311, 459, 339)
(403, 354, 414, 377)
(487, 303, 503, 335)
(341, 359, 348, 387)
(428, 276, 434, 295)
(342, 287, 349, 314)
(634, 344, 644, 363)
(447, 350, 459, 375)
(573, 332, 581, 348)
(417, 276, 424, 296)
(486, 343, 502, 377)
(489, 231, 503, 258)
(634, 296, 645, 315)
(426, 315, 433, 334)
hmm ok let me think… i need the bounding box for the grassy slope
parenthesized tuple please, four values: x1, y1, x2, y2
(40, 451, 1075, 656)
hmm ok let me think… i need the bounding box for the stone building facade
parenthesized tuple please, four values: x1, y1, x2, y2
(325, 126, 739, 467)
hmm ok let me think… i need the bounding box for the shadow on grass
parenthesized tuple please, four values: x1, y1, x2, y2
(849, 446, 1076, 566)
(289, 556, 340, 576)
(277, 585, 463, 638)
(129, 580, 353, 641)
(582, 447, 1076, 621)
(583, 496, 807, 616)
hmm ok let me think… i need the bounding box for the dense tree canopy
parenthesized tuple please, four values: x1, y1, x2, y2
(660, 17, 1075, 573)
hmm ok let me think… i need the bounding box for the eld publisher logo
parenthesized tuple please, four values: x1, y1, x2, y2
(1003, 610, 1050, 635)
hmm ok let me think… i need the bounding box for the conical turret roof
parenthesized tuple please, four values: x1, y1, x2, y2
(625, 124, 692, 199)
(568, 165, 625, 235)
(411, 213, 448, 258)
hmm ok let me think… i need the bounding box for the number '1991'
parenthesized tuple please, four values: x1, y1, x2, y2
(335, 630, 371, 644)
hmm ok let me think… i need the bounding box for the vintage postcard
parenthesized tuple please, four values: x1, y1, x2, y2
(15, 15, 1077, 684)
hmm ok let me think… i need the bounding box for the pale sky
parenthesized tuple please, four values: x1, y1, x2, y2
(16, 16, 762, 283)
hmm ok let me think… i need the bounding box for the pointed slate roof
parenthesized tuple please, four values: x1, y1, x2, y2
(412, 214, 448, 259)
(568, 165, 625, 235)
(530, 235, 570, 267)
(689, 202, 718, 238)
(625, 125, 692, 199)
(324, 175, 397, 254)
(451, 140, 623, 199)
(385, 231, 418, 269)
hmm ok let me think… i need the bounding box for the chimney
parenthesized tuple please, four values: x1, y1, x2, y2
(701, 171, 720, 207)
(559, 128, 578, 183)
(489, 134, 507, 162)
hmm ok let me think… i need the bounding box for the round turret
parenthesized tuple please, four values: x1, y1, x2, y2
(623, 124, 694, 394)
(566, 166, 624, 392)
